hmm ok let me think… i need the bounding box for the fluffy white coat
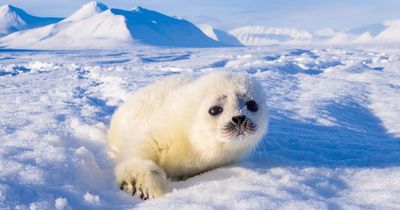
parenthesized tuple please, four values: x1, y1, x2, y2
(107, 71, 268, 199)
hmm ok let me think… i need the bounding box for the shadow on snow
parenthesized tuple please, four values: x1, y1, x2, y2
(257, 101, 400, 168)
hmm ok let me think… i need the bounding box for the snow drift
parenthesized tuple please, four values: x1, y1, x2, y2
(0, 4, 61, 37)
(0, 1, 223, 49)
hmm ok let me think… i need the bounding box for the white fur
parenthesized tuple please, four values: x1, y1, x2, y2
(107, 71, 268, 198)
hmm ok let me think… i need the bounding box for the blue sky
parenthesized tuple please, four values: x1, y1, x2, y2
(1, 0, 400, 31)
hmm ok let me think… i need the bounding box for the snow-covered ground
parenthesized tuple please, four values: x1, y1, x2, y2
(1, 46, 400, 209)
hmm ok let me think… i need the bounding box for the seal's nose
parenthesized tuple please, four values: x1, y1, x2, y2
(232, 115, 246, 125)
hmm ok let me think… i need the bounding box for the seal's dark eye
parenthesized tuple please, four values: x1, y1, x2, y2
(208, 106, 223, 116)
(246, 100, 258, 112)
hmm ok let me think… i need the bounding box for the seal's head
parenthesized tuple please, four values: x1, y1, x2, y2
(187, 72, 268, 157)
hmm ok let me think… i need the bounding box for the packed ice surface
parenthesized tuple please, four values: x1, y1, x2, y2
(1, 46, 400, 209)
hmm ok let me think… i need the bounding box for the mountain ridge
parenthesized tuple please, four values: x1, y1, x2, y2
(0, 4, 62, 37)
(0, 2, 399, 48)
(0, 1, 224, 49)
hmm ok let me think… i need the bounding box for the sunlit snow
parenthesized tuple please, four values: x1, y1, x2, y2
(1, 46, 400, 209)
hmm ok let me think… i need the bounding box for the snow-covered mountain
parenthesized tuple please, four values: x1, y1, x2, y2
(227, 20, 400, 46)
(369, 19, 400, 43)
(312, 28, 338, 40)
(347, 23, 386, 37)
(0, 1, 223, 49)
(63, 1, 108, 22)
(0, 4, 62, 37)
(197, 24, 242, 46)
(229, 26, 313, 46)
(324, 23, 386, 44)
(325, 19, 400, 44)
(1, 2, 399, 48)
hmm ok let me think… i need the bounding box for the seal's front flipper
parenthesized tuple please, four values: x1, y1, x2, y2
(115, 158, 169, 200)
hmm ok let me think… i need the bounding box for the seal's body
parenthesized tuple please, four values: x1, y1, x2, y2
(107, 72, 268, 199)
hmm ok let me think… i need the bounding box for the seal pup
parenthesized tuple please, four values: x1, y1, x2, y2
(107, 71, 268, 199)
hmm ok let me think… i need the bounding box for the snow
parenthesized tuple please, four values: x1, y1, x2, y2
(0, 2, 224, 49)
(1, 2, 399, 48)
(54, 197, 68, 210)
(198, 24, 242, 46)
(229, 26, 313, 46)
(323, 20, 400, 45)
(1, 46, 400, 209)
(374, 20, 400, 43)
(313, 28, 337, 38)
(227, 20, 400, 46)
(0, 4, 61, 37)
(63, 1, 108, 22)
(83, 192, 100, 204)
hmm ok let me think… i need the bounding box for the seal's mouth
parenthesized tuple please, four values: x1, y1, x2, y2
(221, 119, 257, 139)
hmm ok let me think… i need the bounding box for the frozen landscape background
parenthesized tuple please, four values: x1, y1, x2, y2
(1, 1, 400, 209)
